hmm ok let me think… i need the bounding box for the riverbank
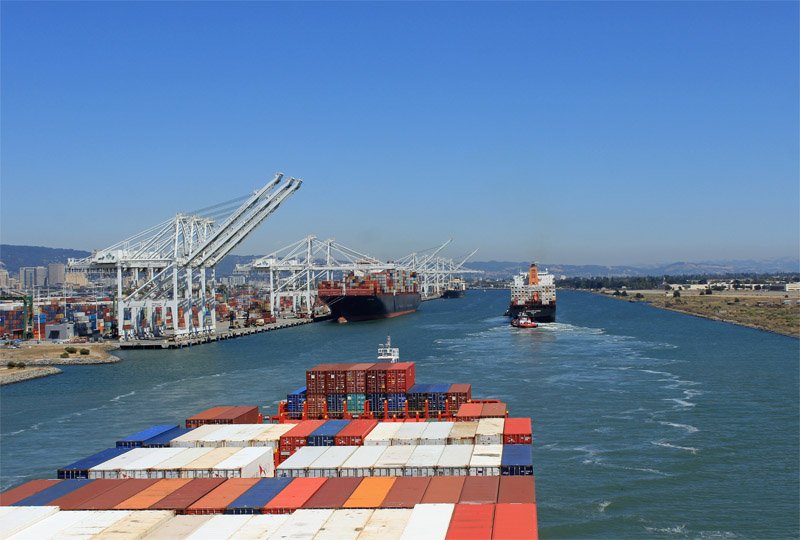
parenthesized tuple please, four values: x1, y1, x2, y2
(0, 366, 62, 385)
(597, 289, 800, 338)
(0, 342, 121, 365)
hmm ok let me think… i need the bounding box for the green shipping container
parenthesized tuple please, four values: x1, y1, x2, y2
(346, 393, 367, 414)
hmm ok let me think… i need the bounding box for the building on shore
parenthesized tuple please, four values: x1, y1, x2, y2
(48, 263, 66, 285)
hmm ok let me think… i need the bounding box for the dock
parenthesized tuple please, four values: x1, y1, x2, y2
(118, 318, 313, 350)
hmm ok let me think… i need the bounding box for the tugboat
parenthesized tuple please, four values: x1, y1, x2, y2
(511, 311, 538, 328)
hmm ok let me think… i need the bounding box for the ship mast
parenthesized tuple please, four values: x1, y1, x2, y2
(377, 335, 400, 363)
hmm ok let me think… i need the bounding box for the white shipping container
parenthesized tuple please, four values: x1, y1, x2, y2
(150, 448, 213, 479)
(144, 515, 213, 539)
(468, 444, 503, 476)
(181, 447, 240, 478)
(0, 506, 59, 537)
(169, 424, 227, 448)
(313, 508, 373, 540)
(250, 424, 297, 447)
(93, 510, 174, 539)
(435, 445, 473, 476)
(270, 508, 334, 540)
(117, 448, 186, 479)
(399, 504, 455, 540)
(419, 422, 454, 445)
(56, 510, 132, 537)
(358, 508, 413, 540)
(276, 446, 329, 478)
(404, 445, 446, 477)
(446, 422, 478, 445)
(7, 510, 93, 540)
(306, 446, 357, 478)
(185, 514, 253, 539)
(363, 422, 402, 446)
(339, 445, 387, 478)
(89, 448, 157, 479)
(197, 424, 248, 447)
(373, 445, 415, 477)
(211, 447, 275, 478)
(391, 423, 427, 446)
(224, 425, 276, 447)
(234, 514, 290, 539)
(475, 418, 504, 445)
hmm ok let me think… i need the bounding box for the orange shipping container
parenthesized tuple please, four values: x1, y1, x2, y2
(491, 503, 538, 540)
(114, 479, 193, 509)
(343, 477, 396, 508)
(185, 478, 260, 515)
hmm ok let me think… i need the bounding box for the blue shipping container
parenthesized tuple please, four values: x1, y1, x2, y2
(57, 448, 132, 479)
(13, 479, 95, 505)
(367, 394, 387, 414)
(427, 384, 451, 412)
(387, 393, 407, 412)
(143, 427, 194, 448)
(116, 424, 180, 448)
(224, 477, 293, 514)
(287, 387, 307, 414)
(307, 420, 350, 446)
(407, 384, 431, 411)
(326, 394, 346, 413)
(501, 445, 534, 476)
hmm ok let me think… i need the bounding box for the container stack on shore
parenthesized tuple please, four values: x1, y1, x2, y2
(1, 360, 538, 538)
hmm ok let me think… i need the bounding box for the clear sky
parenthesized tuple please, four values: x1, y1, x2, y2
(1, 1, 798, 265)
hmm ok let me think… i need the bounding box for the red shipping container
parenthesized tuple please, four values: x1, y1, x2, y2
(446, 503, 494, 540)
(49, 479, 124, 510)
(307, 364, 334, 394)
(366, 363, 392, 394)
(76, 479, 160, 510)
(503, 418, 533, 445)
(263, 478, 327, 514)
(306, 394, 327, 419)
(492, 503, 538, 540)
(497, 477, 536, 504)
(447, 384, 472, 411)
(325, 364, 353, 395)
(386, 362, 416, 393)
(380, 477, 430, 508)
(345, 363, 375, 394)
(480, 403, 507, 418)
(302, 477, 362, 509)
(150, 479, 226, 512)
(334, 419, 378, 446)
(186, 478, 260, 515)
(455, 403, 483, 421)
(212, 405, 260, 425)
(459, 477, 500, 504)
(186, 406, 234, 428)
(279, 420, 325, 458)
(422, 477, 466, 504)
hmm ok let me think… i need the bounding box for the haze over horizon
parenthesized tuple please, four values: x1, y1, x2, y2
(1, 2, 798, 266)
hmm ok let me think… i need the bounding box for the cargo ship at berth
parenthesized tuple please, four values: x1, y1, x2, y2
(504, 262, 556, 322)
(317, 269, 421, 322)
(1, 340, 538, 539)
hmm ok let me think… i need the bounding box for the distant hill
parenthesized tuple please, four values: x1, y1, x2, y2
(0, 245, 91, 275)
(1, 244, 797, 279)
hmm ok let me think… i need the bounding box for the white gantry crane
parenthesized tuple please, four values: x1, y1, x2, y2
(236, 235, 394, 318)
(68, 173, 302, 340)
(397, 242, 481, 298)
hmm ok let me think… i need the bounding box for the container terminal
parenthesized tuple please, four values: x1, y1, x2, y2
(1, 177, 481, 346)
(0, 348, 539, 538)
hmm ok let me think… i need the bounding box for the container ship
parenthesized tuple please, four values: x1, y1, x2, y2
(441, 278, 467, 299)
(317, 269, 421, 322)
(0, 342, 538, 539)
(504, 262, 556, 323)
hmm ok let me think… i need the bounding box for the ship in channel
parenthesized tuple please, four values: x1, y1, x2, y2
(317, 269, 421, 322)
(504, 262, 557, 322)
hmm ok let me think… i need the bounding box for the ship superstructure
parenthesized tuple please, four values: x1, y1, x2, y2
(505, 262, 556, 322)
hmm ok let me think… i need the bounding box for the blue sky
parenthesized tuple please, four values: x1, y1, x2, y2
(1, 1, 798, 265)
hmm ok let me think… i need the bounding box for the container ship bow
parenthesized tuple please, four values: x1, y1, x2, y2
(505, 261, 556, 322)
(317, 269, 421, 322)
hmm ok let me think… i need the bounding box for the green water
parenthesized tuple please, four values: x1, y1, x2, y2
(1, 290, 797, 538)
